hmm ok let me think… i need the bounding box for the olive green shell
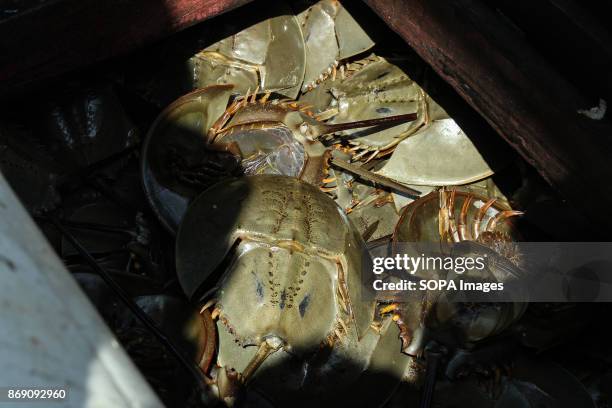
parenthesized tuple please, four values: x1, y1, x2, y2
(393, 190, 526, 347)
(176, 175, 373, 341)
(193, 4, 305, 99)
(141, 85, 236, 232)
(298, 0, 374, 91)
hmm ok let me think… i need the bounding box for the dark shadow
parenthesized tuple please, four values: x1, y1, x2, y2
(490, 0, 612, 107)
(74, 271, 209, 405)
(0, 2, 608, 408)
(241, 353, 419, 408)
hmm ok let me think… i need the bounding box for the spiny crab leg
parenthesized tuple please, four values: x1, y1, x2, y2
(438, 191, 523, 243)
(486, 210, 524, 232)
(198, 308, 217, 374)
(207, 90, 253, 143)
(379, 303, 412, 354)
(241, 338, 282, 383)
(380, 303, 400, 315)
(458, 195, 473, 241)
(259, 90, 272, 104)
(438, 189, 449, 239)
(207, 87, 273, 143)
(351, 148, 371, 161)
(249, 86, 259, 103)
(208, 88, 417, 148)
(472, 198, 497, 240)
(447, 189, 459, 243)
(329, 156, 421, 197)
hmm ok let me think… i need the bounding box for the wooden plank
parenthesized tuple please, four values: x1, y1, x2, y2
(0, 0, 253, 95)
(363, 0, 612, 229)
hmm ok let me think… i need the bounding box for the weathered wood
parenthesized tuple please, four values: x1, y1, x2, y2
(364, 0, 612, 229)
(0, 0, 253, 95)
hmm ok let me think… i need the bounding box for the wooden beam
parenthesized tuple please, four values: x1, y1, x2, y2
(0, 0, 253, 95)
(364, 0, 612, 229)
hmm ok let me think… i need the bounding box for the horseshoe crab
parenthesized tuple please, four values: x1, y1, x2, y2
(142, 84, 419, 232)
(300, 54, 496, 187)
(176, 175, 411, 406)
(304, 55, 427, 159)
(190, 0, 305, 99)
(141, 85, 238, 233)
(376, 109, 495, 187)
(207, 88, 418, 184)
(396, 189, 523, 246)
(382, 189, 526, 355)
(132, 0, 305, 106)
(298, 0, 375, 92)
(40, 82, 137, 170)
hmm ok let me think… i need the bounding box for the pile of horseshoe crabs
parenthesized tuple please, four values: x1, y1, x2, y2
(138, 1, 531, 406)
